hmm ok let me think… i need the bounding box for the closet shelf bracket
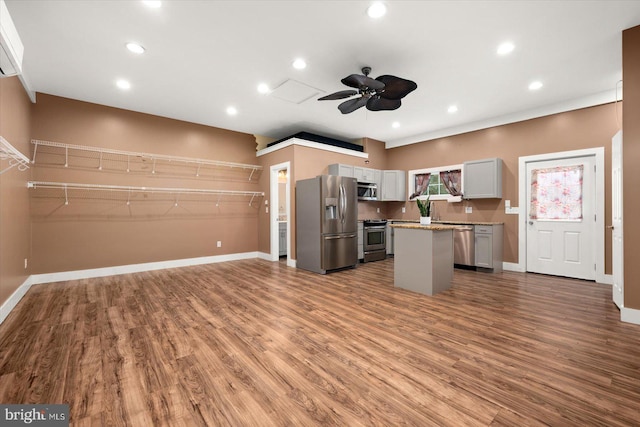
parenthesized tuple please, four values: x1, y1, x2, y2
(0, 136, 30, 175)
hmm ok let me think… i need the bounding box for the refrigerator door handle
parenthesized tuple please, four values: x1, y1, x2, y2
(337, 184, 342, 222)
(339, 184, 345, 223)
(340, 185, 347, 224)
(324, 234, 356, 240)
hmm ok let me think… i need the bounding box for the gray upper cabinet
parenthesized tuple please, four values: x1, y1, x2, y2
(463, 158, 502, 199)
(380, 170, 406, 201)
(353, 166, 378, 183)
(328, 163, 354, 177)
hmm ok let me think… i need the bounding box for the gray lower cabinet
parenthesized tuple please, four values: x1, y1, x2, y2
(386, 222, 394, 255)
(279, 222, 287, 256)
(474, 224, 503, 272)
(357, 221, 364, 260)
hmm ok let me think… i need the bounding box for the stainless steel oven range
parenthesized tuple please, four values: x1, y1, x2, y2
(363, 219, 387, 262)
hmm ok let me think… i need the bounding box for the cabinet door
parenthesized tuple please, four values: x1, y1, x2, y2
(381, 170, 406, 201)
(475, 233, 493, 268)
(463, 158, 502, 199)
(328, 164, 354, 177)
(353, 166, 365, 182)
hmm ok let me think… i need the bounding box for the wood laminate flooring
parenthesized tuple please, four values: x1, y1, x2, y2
(1, 259, 639, 426)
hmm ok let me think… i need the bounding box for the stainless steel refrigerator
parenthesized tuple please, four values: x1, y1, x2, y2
(296, 175, 358, 274)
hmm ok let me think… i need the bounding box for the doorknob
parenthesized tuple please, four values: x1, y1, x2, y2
(607, 225, 615, 230)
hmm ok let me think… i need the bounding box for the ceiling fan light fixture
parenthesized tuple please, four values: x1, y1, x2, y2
(367, 2, 387, 19)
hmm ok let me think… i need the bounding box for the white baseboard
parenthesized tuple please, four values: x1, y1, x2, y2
(287, 258, 296, 268)
(503, 262, 525, 272)
(0, 276, 33, 325)
(257, 252, 272, 261)
(598, 273, 613, 285)
(30, 252, 261, 285)
(621, 306, 640, 325)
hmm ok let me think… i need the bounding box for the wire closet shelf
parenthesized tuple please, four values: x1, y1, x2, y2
(1, 136, 30, 174)
(27, 181, 265, 206)
(31, 139, 263, 180)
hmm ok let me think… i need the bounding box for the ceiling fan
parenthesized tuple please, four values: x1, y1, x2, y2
(318, 66, 417, 114)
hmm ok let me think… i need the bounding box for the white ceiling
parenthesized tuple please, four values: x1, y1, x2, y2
(6, 1, 640, 148)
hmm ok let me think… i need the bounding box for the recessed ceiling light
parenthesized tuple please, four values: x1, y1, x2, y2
(226, 106, 238, 116)
(116, 79, 131, 90)
(497, 42, 515, 56)
(257, 83, 270, 94)
(126, 42, 145, 54)
(142, 1, 161, 8)
(529, 81, 543, 91)
(292, 58, 307, 70)
(447, 105, 458, 113)
(367, 2, 387, 19)
(392, 121, 400, 128)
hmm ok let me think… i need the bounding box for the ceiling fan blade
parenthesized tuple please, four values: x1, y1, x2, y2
(366, 97, 402, 111)
(338, 96, 369, 114)
(375, 75, 418, 99)
(318, 90, 358, 100)
(341, 74, 386, 91)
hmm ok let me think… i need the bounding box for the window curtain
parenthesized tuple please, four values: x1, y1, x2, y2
(530, 165, 584, 220)
(439, 170, 462, 197)
(409, 172, 430, 199)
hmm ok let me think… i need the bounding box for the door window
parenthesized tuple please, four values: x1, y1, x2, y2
(530, 165, 583, 221)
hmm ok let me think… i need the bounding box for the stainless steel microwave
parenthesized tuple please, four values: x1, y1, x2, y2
(357, 182, 378, 201)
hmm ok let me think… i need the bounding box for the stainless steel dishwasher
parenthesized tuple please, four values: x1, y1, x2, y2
(453, 226, 475, 267)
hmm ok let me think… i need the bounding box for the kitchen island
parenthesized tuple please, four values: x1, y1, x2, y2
(390, 224, 458, 296)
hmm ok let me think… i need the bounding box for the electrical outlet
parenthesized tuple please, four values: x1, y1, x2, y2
(266, 206, 269, 213)
(465, 206, 473, 214)
(376, 207, 380, 213)
(505, 199, 511, 208)
(402, 207, 406, 213)
(24, 258, 28, 269)
(217, 241, 222, 248)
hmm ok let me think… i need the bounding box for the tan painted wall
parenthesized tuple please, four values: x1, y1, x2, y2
(386, 103, 619, 270)
(30, 94, 260, 274)
(257, 139, 390, 258)
(0, 77, 32, 306)
(623, 25, 640, 309)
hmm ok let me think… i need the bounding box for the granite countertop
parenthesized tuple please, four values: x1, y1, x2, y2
(390, 223, 460, 231)
(388, 219, 504, 226)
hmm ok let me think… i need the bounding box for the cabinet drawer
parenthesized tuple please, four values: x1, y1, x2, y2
(475, 225, 493, 234)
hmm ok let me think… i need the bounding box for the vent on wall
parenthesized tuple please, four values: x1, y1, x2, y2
(0, 0, 24, 77)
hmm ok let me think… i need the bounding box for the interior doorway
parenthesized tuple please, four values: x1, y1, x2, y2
(269, 162, 291, 265)
(518, 148, 605, 282)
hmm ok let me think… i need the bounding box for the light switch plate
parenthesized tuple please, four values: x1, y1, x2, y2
(465, 206, 472, 214)
(402, 207, 406, 213)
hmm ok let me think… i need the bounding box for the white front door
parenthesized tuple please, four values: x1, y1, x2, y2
(526, 156, 596, 280)
(612, 131, 624, 308)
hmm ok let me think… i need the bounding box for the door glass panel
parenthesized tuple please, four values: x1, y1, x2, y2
(530, 165, 583, 221)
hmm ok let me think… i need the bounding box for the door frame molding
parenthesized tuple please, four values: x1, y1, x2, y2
(269, 161, 292, 265)
(517, 147, 606, 283)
